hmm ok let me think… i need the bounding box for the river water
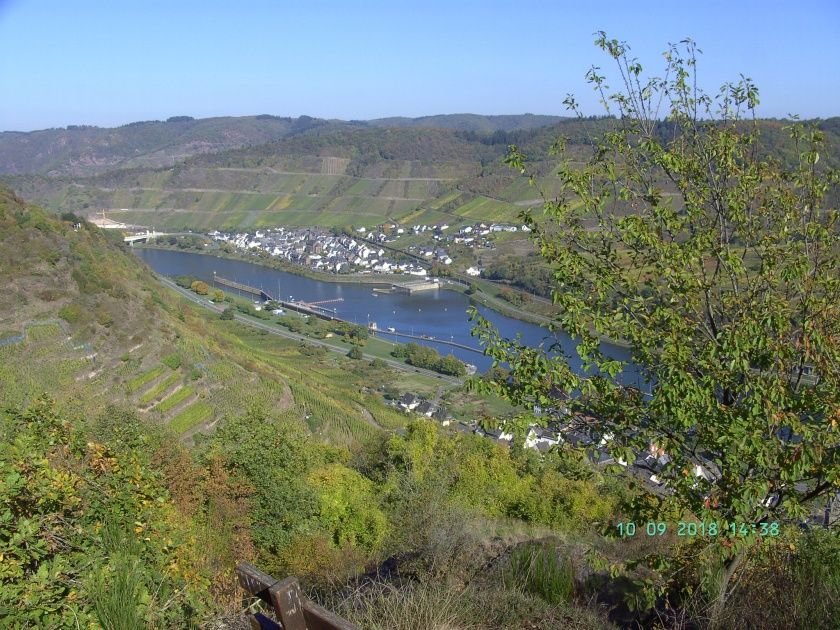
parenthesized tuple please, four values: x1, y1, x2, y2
(135, 248, 642, 383)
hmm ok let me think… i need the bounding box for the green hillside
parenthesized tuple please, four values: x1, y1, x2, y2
(3, 161, 838, 630)
(0, 186, 641, 627)
(0, 113, 574, 178)
(8, 116, 837, 234)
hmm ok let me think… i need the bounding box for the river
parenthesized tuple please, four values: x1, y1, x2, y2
(135, 248, 643, 384)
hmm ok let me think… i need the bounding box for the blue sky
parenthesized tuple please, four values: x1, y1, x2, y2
(1, 0, 838, 131)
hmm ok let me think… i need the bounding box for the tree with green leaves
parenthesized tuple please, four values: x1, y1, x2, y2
(219, 307, 235, 320)
(472, 34, 839, 617)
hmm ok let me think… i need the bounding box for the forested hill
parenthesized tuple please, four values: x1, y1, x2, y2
(0, 115, 341, 177)
(0, 113, 570, 177)
(368, 113, 567, 132)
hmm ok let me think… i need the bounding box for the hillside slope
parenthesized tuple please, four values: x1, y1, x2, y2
(5, 117, 839, 233)
(368, 113, 567, 132)
(0, 115, 345, 176)
(0, 186, 629, 629)
(0, 113, 572, 177)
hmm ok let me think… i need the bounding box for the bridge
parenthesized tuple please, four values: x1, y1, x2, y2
(212, 273, 276, 301)
(211, 274, 344, 320)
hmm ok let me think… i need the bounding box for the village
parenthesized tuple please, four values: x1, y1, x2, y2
(207, 220, 530, 277)
(387, 387, 695, 497)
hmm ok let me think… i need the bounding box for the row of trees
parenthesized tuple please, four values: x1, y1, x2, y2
(277, 314, 369, 343)
(483, 253, 554, 297)
(391, 342, 467, 376)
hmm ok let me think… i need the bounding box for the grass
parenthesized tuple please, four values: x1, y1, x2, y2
(25, 322, 63, 342)
(90, 553, 145, 630)
(454, 196, 519, 221)
(139, 372, 180, 405)
(153, 386, 194, 413)
(330, 580, 470, 630)
(503, 542, 575, 606)
(126, 365, 167, 393)
(169, 401, 213, 433)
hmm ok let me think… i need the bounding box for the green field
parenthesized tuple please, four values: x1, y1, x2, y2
(170, 400, 214, 433)
(126, 365, 168, 393)
(139, 371, 181, 404)
(153, 385, 194, 413)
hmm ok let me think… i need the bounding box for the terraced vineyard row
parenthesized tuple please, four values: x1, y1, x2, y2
(154, 386, 194, 413)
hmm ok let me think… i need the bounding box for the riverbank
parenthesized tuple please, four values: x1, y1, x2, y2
(159, 275, 465, 385)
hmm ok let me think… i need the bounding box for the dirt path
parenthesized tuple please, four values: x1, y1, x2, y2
(356, 404, 383, 430)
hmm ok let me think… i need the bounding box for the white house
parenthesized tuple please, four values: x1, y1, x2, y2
(525, 426, 561, 450)
(465, 266, 482, 277)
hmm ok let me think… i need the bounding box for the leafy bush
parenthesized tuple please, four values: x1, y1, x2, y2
(347, 346, 363, 360)
(0, 398, 209, 627)
(162, 353, 182, 369)
(390, 342, 466, 376)
(190, 280, 209, 295)
(713, 529, 840, 629)
(174, 275, 197, 289)
(299, 343, 328, 358)
(58, 303, 83, 324)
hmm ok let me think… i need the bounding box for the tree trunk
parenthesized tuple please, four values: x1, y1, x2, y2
(709, 551, 745, 628)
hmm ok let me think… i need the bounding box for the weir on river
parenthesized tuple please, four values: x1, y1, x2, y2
(212, 273, 482, 354)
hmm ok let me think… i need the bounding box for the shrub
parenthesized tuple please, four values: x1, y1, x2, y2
(219, 308, 235, 320)
(174, 275, 196, 289)
(58, 303, 83, 324)
(347, 347, 363, 360)
(97, 310, 114, 328)
(190, 280, 209, 295)
(161, 353, 182, 370)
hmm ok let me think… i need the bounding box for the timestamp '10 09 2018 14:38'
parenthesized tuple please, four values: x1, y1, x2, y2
(616, 521, 781, 538)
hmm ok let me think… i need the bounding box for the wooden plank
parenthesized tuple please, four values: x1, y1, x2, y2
(236, 563, 359, 630)
(302, 601, 361, 630)
(237, 562, 279, 605)
(269, 577, 307, 630)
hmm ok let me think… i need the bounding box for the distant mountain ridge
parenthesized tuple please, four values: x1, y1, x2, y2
(367, 113, 567, 132)
(0, 113, 564, 177)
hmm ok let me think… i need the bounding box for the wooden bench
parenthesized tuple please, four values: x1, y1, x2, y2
(236, 562, 359, 630)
